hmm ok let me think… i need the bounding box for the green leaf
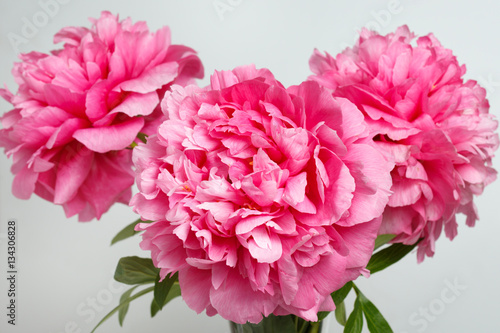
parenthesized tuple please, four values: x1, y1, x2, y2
(335, 301, 347, 326)
(367, 242, 418, 274)
(111, 219, 144, 245)
(344, 296, 363, 333)
(91, 286, 154, 333)
(150, 297, 160, 318)
(114, 256, 159, 285)
(373, 234, 396, 251)
(317, 311, 330, 321)
(154, 273, 178, 310)
(151, 283, 181, 317)
(317, 281, 353, 323)
(118, 286, 138, 326)
(359, 293, 392, 333)
(332, 281, 353, 306)
(353, 286, 393, 333)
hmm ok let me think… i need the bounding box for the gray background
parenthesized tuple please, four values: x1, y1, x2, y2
(0, 0, 499, 332)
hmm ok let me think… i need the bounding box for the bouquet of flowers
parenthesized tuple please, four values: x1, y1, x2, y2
(1, 12, 497, 333)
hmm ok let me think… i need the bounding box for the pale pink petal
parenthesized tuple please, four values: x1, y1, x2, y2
(308, 26, 498, 260)
(209, 269, 277, 324)
(12, 166, 39, 199)
(179, 267, 213, 314)
(132, 65, 394, 323)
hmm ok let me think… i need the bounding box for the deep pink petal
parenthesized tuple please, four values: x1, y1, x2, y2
(73, 117, 144, 153)
(54, 143, 94, 204)
(117, 62, 179, 93)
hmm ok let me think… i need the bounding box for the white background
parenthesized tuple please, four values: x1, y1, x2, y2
(0, 1, 499, 332)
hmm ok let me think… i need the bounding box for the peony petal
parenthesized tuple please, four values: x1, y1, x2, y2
(53, 143, 94, 204)
(73, 117, 144, 153)
(78, 151, 134, 219)
(12, 166, 39, 199)
(44, 84, 86, 118)
(117, 62, 179, 93)
(179, 267, 213, 314)
(283, 172, 307, 207)
(342, 143, 393, 225)
(209, 268, 277, 324)
(247, 227, 283, 263)
(109, 91, 159, 117)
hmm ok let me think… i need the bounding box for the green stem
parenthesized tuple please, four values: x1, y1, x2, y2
(90, 286, 154, 333)
(308, 322, 321, 333)
(298, 319, 322, 333)
(298, 320, 308, 333)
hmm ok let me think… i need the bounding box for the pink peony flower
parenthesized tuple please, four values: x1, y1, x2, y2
(0, 11, 203, 221)
(131, 65, 393, 323)
(309, 25, 499, 261)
